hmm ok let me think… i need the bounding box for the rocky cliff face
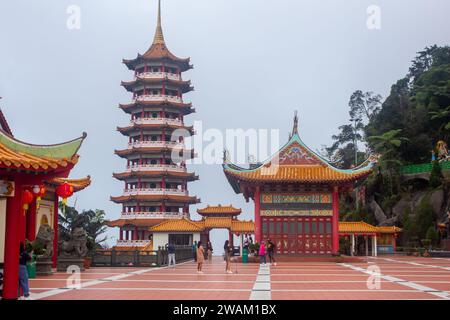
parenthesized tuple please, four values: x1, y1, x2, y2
(371, 188, 447, 226)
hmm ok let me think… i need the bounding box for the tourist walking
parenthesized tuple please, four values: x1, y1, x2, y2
(206, 241, 213, 262)
(196, 241, 205, 273)
(18, 242, 31, 299)
(267, 238, 276, 266)
(259, 241, 267, 265)
(224, 240, 233, 274)
(167, 242, 176, 268)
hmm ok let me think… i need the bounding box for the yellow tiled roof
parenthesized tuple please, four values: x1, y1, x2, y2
(376, 226, 402, 233)
(231, 220, 254, 233)
(225, 165, 372, 184)
(202, 217, 233, 229)
(149, 218, 204, 232)
(197, 205, 241, 215)
(338, 221, 378, 233)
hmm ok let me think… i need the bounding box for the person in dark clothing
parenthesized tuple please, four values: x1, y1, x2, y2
(19, 242, 31, 299)
(223, 240, 233, 273)
(167, 243, 176, 268)
(206, 241, 213, 262)
(266, 238, 277, 266)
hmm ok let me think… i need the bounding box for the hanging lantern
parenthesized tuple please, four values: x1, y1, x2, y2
(32, 184, 46, 209)
(56, 182, 74, 211)
(22, 190, 34, 214)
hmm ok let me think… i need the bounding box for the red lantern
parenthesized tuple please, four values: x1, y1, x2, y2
(56, 182, 74, 210)
(22, 190, 34, 214)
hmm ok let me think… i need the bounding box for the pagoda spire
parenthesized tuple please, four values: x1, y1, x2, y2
(152, 0, 165, 45)
(290, 111, 299, 139)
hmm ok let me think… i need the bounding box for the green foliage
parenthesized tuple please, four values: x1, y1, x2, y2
(59, 203, 108, 253)
(425, 226, 439, 246)
(413, 195, 435, 240)
(429, 160, 444, 188)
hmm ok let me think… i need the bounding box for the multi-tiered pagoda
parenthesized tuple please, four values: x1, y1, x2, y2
(108, 0, 199, 250)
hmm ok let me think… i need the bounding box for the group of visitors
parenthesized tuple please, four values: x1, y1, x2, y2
(195, 240, 233, 274)
(258, 239, 277, 266)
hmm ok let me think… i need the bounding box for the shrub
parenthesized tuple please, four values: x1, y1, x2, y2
(429, 160, 443, 188)
(425, 226, 439, 247)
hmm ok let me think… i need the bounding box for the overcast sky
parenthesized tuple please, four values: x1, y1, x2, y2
(1, 0, 449, 249)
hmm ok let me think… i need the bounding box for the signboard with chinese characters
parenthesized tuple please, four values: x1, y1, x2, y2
(0, 180, 14, 197)
(260, 192, 332, 216)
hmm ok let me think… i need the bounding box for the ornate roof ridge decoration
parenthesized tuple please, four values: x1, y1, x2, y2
(122, 0, 191, 70)
(223, 114, 378, 189)
(197, 204, 242, 215)
(0, 107, 13, 136)
(47, 176, 91, 192)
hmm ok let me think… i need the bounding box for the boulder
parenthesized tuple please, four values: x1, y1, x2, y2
(370, 200, 387, 224)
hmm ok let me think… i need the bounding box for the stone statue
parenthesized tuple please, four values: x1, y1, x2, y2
(436, 140, 450, 162)
(58, 227, 88, 258)
(33, 224, 54, 259)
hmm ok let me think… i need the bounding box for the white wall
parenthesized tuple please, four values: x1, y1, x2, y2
(0, 198, 6, 264)
(152, 232, 200, 249)
(193, 233, 200, 243)
(152, 233, 168, 250)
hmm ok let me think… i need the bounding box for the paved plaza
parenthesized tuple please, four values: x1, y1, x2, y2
(26, 255, 450, 300)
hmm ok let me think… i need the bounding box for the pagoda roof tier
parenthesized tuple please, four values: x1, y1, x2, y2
(46, 175, 91, 192)
(110, 194, 200, 204)
(105, 218, 167, 228)
(0, 130, 86, 173)
(119, 101, 195, 115)
(122, 0, 192, 72)
(197, 204, 241, 216)
(115, 146, 195, 158)
(113, 170, 199, 181)
(223, 114, 377, 193)
(117, 123, 194, 135)
(149, 218, 203, 232)
(121, 78, 193, 94)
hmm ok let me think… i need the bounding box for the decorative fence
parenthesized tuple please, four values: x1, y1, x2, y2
(91, 246, 193, 267)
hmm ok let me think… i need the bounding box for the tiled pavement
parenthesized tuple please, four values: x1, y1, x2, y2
(26, 255, 450, 300)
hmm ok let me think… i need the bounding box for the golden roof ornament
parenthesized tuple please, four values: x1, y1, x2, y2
(152, 0, 165, 45)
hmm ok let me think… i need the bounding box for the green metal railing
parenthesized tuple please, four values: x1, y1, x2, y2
(400, 161, 450, 175)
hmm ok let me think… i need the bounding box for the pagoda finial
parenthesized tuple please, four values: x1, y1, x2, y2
(292, 111, 299, 137)
(153, 0, 165, 45)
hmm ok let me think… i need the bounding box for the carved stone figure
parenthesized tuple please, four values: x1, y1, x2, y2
(33, 224, 54, 259)
(437, 140, 450, 162)
(58, 227, 88, 258)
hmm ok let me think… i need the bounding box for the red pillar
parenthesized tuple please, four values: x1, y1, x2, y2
(134, 226, 138, 240)
(119, 228, 123, 241)
(53, 196, 59, 268)
(26, 201, 37, 241)
(254, 186, 262, 243)
(3, 180, 23, 299)
(125, 230, 129, 241)
(332, 186, 339, 255)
